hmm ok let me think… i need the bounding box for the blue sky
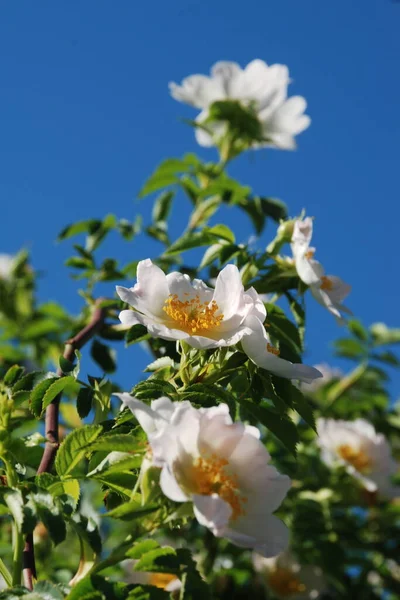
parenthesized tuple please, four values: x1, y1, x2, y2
(0, 1, 399, 394)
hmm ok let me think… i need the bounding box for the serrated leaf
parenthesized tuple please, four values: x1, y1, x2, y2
(134, 546, 180, 574)
(4, 365, 25, 386)
(33, 582, 65, 600)
(70, 514, 102, 556)
(272, 377, 316, 431)
(348, 319, 368, 342)
(2, 488, 24, 532)
(125, 324, 149, 345)
(126, 539, 160, 559)
(77, 387, 94, 419)
(139, 157, 196, 198)
(59, 355, 75, 373)
(164, 231, 218, 256)
(105, 500, 158, 521)
(132, 380, 176, 400)
(240, 400, 298, 455)
(260, 197, 288, 221)
(207, 223, 235, 243)
(30, 377, 59, 418)
(41, 376, 75, 413)
(55, 425, 103, 478)
(91, 340, 116, 373)
(26, 491, 66, 545)
(12, 371, 44, 393)
(89, 434, 142, 453)
(152, 190, 174, 223)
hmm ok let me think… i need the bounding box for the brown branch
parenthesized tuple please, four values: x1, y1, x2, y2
(22, 299, 107, 590)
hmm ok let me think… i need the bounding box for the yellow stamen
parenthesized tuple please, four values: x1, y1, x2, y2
(267, 343, 280, 356)
(320, 276, 333, 291)
(149, 573, 178, 589)
(189, 455, 246, 520)
(305, 249, 315, 260)
(163, 294, 223, 335)
(268, 568, 306, 597)
(337, 444, 371, 473)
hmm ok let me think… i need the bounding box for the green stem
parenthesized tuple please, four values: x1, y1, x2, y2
(324, 362, 367, 411)
(0, 557, 12, 587)
(12, 527, 23, 586)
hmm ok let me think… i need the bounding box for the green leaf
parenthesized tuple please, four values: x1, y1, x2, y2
(125, 324, 150, 345)
(241, 400, 299, 455)
(132, 380, 176, 400)
(12, 371, 44, 393)
(348, 319, 369, 342)
(139, 157, 198, 198)
(55, 425, 103, 478)
(260, 197, 288, 221)
(371, 350, 400, 367)
(133, 546, 180, 574)
(91, 340, 116, 373)
(76, 387, 94, 419)
(30, 377, 59, 418)
(238, 197, 265, 234)
(334, 338, 366, 359)
(58, 219, 101, 242)
(4, 365, 25, 386)
(1, 488, 24, 532)
(152, 190, 174, 223)
(207, 224, 235, 243)
(33, 582, 64, 600)
(70, 514, 102, 556)
(65, 256, 94, 270)
(126, 539, 160, 559)
(106, 500, 159, 521)
(164, 230, 218, 256)
(266, 304, 302, 362)
(188, 196, 221, 229)
(59, 355, 75, 374)
(35, 473, 80, 509)
(26, 491, 66, 545)
(41, 376, 76, 413)
(89, 433, 142, 453)
(272, 377, 316, 431)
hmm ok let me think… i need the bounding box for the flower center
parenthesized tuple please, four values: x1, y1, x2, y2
(190, 455, 246, 520)
(163, 294, 224, 335)
(320, 276, 333, 291)
(267, 343, 280, 356)
(305, 249, 315, 260)
(337, 444, 372, 473)
(268, 568, 306, 597)
(148, 573, 178, 589)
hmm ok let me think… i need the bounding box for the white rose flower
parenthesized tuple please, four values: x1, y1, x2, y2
(0, 254, 15, 280)
(116, 394, 291, 558)
(253, 550, 325, 599)
(116, 260, 264, 350)
(291, 218, 351, 322)
(117, 260, 321, 383)
(317, 418, 399, 497)
(169, 59, 310, 150)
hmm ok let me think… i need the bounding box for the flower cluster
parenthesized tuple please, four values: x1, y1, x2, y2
(115, 394, 292, 558)
(170, 59, 310, 150)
